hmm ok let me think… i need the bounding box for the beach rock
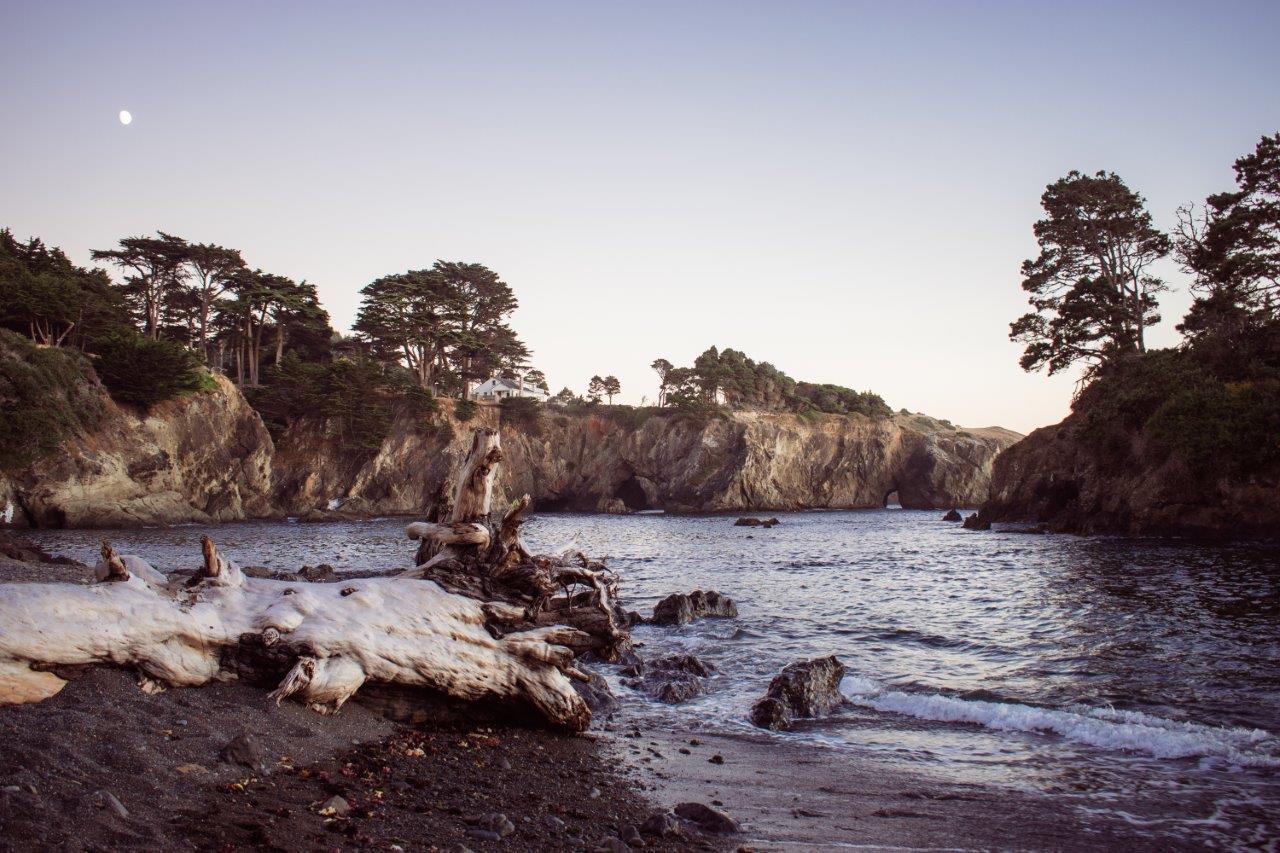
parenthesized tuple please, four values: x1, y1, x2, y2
(674, 801, 741, 834)
(962, 512, 990, 530)
(749, 696, 792, 730)
(620, 824, 645, 847)
(734, 517, 779, 527)
(594, 839, 630, 853)
(750, 655, 847, 731)
(318, 795, 350, 816)
(471, 813, 515, 837)
(639, 810, 683, 837)
(942, 508, 962, 522)
(91, 790, 129, 819)
(465, 829, 502, 842)
(219, 732, 269, 774)
(625, 654, 715, 704)
(651, 590, 738, 625)
(572, 668, 619, 713)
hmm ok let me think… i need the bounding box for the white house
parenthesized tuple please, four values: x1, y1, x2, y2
(471, 376, 550, 403)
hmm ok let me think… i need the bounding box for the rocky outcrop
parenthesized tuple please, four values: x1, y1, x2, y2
(272, 405, 1021, 517)
(980, 411, 1280, 537)
(2, 335, 1018, 527)
(1, 372, 273, 529)
(622, 654, 716, 704)
(650, 590, 739, 626)
(750, 655, 848, 731)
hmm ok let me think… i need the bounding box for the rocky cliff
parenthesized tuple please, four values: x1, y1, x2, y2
(1, 371, 274, 529)
(272, 404, 1020, 517)
(979, 411, 1280, 537)
(1, 337, 1019, 527)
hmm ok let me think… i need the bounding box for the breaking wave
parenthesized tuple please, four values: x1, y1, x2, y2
(840, 676, 1279, 767)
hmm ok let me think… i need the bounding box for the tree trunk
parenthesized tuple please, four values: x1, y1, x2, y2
(0, 429, 628, 731)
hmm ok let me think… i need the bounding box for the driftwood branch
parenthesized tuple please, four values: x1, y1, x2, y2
(0, 428, 630, 730)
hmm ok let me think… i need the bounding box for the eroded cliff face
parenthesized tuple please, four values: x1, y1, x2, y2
(1, 374, 274, 529)
(980, 414, 1280, 537)
(272, 404, 1021, 517)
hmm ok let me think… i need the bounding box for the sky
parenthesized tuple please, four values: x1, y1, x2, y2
(3, 1, 1278, 433)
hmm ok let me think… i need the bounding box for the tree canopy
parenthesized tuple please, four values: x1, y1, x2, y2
(1010, 171, 1170, 377)
(354, 261, 529, 396)
(653, 346, 890, 418)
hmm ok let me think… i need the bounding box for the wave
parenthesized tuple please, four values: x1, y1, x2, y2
(840, 676, 1279, 767)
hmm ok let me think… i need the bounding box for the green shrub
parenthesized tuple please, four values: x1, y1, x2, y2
(91, 331, 208, 408)
(399, 384, 440, 418)
(454, 398, 478, 423)
(1146, 379, 1280, 478)
(599, 405, 660, 431)
(0, 330, 106, 469)
(251, 354, 393, 451)
(499, 396, 542, 434)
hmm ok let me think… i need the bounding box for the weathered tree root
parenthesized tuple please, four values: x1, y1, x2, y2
(401, 428, 630, 661)
(0, 428, 629, 731)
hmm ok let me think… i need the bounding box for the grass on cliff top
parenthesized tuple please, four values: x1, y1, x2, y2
(0, 330, 107, 470)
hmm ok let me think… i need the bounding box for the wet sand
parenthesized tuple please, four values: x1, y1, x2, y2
(608, 720, 1193, 851)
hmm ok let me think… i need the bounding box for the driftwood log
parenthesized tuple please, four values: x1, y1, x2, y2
(0, 428, 628, 731)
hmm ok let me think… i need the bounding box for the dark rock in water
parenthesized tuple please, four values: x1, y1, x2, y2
(572, 668, 619, 713)
(650, 654, 715, 678)
(942, 509, 963, 522)
(651, 590, 738, 625)
(962, 512, 991, 530)
(734, 517, 780, 527)
(219, 732, 269, 774)
(1008, 524, 1048, 535)
(674, 801, 741, 834)
(640, 810, 683, 837)
(595, 497, 632, 515)
(624, 654, 715, 704)
(749, 696, 792, 731)
(749, 655, 847, 731)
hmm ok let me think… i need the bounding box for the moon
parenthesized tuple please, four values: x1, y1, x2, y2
(118, 110, 132, 126)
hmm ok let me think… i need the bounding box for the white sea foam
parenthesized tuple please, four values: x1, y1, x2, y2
(840, 676, 1279, 767)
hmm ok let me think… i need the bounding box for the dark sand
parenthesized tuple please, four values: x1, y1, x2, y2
(0, 547, 728, 852)
(608, 720, 1190, 852)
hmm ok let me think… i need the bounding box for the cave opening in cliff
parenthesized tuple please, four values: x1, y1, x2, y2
(884, 489, 902, 508)
(614, 475, 650, 511)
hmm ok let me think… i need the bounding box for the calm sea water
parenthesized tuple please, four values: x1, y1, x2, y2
(28, 510, 1280, 849)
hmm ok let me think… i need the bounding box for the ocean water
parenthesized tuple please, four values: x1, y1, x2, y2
(27, 510, 1280, 848)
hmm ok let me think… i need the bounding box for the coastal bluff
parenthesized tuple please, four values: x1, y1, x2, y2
(1, 370, 273, 529)
(979, 408, 1280, 537)
(1, 352, 1018, 528)
(271, 403, 1019, 517)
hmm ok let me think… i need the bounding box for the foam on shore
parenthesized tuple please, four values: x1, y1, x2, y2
(840, 676, 1279, 767)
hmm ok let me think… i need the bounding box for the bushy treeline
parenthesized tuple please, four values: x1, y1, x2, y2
(0, 226, 546, 454)
(649, 347, 891, 418)
(1015, 133, 1280, 480)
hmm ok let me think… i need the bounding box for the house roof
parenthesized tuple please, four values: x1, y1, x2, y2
(474, 377, 549, 397)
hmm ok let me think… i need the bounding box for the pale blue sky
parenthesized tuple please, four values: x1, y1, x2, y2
(3, 1, 1277, 432)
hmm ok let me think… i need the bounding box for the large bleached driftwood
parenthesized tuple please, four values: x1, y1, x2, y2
(0, 428, 628, 731)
